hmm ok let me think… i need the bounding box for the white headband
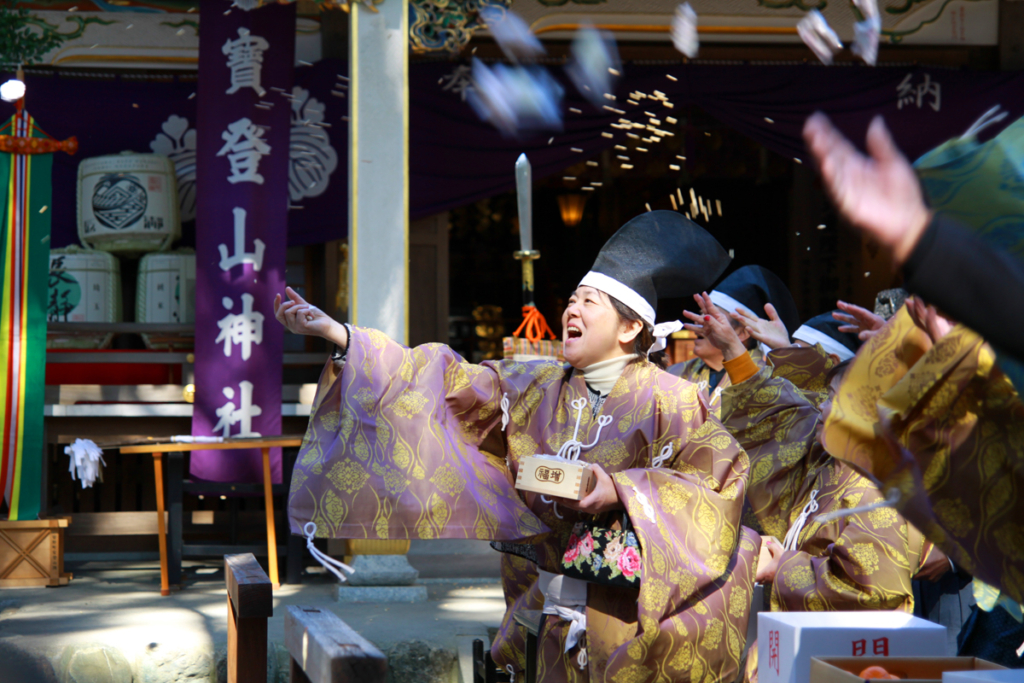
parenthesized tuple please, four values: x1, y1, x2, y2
(708, 290, 747, 316)
(793, 325, 855, 361)
(578, 271, 656, 327)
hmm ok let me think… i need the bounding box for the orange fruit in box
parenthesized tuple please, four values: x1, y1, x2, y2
(859, 665, 900, 679)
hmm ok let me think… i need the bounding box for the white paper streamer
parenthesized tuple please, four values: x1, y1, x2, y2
(671, 3, 699, 59)
(65, 438, 106, 489)
(797, 10, 843, 65)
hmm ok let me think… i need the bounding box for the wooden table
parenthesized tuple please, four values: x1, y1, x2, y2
(120, 436, 303, 596)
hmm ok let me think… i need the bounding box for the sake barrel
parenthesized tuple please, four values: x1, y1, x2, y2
(136, 249, 195, 350)
(47, 245, 122, 349)
(77, 152, 180, 255)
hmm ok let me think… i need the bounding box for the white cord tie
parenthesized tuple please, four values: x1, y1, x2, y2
(783, 489, 819, 551)
(814, 487, 901, 525)
(577, 647, 588, 669)
(303, 522, 356, 583)
(545, 604, 588, 654)
(652, 443, 673, 469)
(556, 397, 612, 462)
(540, 495, 564, 519)
(649, 320, 683, 355)
(962, 105, 1007, 140)
(500, 392, 510, 432)
(506, 664, 516, 681)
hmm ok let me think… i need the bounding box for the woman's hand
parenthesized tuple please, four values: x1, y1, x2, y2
(274, 286, 348, 347)
(833, 300, 885, 341)
(683, 292, 748, 361)
(756, 535, 784, 583)
(803, 113, 932, 265)
(558, 463, 623, 515)
(732, 303, 791, 350)
(907, 296, 954, 343)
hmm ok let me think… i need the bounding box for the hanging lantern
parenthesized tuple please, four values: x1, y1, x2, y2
(557, 193, 586, 227)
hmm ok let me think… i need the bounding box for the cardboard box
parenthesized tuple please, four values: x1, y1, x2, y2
(944, 670, 1022, 683)
(759, 612, 947, 683)
(515, 455, 595, 500)
(810, 657, 1005, 683)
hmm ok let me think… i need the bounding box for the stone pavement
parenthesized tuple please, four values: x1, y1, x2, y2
(0, 540, 505, 683)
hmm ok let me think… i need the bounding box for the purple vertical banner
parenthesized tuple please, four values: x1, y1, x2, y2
(191, 0, 295, 484)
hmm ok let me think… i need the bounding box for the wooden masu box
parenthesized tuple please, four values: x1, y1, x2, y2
(0, 518, 72, 588)
(516, 456, 596, 501)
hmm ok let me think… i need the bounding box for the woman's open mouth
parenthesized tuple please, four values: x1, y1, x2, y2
(565, 324, 583, 343)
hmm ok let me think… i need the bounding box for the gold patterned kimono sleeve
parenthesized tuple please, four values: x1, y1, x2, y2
(287, 326, 549, 542)
(766, 345, 839, 410)
(722, 367, 924, 614)
(824, 309, 1024, 604)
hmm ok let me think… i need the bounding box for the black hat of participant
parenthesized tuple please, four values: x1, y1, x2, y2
(579, 210, 731, 327)
(792, 311, 862, 361)
(709, 265, 801, 336)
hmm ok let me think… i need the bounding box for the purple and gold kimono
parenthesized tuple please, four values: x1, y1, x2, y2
(721, 352, 947, 681)
(669, 348, 766, 417)
(289, 327, 760, 683)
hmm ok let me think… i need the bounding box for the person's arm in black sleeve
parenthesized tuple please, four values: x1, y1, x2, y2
(903, 214, 1024, 359)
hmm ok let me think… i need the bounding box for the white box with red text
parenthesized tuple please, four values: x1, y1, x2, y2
(758, 611, 947, 683)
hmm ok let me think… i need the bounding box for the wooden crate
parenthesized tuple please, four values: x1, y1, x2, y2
(0, 518, 72, 587)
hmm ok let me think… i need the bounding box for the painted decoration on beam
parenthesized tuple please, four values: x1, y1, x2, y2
(191, 0, 294, 484)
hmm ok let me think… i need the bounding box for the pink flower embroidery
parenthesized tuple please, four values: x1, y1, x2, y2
(580, 532, 594, 557)
(618, 546, 641, 578)
(563, 535, 580, 564)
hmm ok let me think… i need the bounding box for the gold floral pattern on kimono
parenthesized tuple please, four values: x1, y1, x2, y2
(670, 347, 766, 417)
(289, 327, 760, 683)
(824, 307, 1024, 604)
(721, 365, 944, 614)
(765, 345, 840, 410)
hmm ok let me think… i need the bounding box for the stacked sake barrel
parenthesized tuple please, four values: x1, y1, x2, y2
(48, 151, 191, 349)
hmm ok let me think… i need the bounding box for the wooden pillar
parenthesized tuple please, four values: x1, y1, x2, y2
(349, 0, 409, 343)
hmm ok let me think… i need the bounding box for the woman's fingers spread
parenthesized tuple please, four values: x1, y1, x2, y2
(682, 309, 703, 322)
(682, 323, 704, 335)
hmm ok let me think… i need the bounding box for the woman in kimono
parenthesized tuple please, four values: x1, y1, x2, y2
(276, 211, 761, 683)
(683, 295, 949, 680)
(668, 266, 800, 417)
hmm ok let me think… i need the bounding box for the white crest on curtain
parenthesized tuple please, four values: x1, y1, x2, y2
(289, 86, 338, 204)
(150, 114, 197, 223)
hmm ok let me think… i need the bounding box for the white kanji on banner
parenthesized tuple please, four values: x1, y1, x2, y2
(213, 381, 263, 438)
(218, 117, 271, 184)
(223, 27, 270, 97)
(219, 207, 266, 271)
(216, 292, 264, 361)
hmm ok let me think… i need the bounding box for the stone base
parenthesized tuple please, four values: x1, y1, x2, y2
(346, 554, 419, 586)
(335, 584, 428, 603)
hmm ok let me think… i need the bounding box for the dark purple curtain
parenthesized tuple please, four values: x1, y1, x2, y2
(6, 61, 1024, 249)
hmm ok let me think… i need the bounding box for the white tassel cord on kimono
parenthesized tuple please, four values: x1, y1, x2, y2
(303, 522, 356, 582)
(537, 397, 613, 519)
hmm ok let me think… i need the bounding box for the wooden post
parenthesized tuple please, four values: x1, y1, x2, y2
(261, 447, 280, 588)
(152, 452, 170, 596)
(284, 605, 386, 683)
(226, 553, 273, 683)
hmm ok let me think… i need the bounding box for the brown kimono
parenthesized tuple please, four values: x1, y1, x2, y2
(669, 347, 766, 417)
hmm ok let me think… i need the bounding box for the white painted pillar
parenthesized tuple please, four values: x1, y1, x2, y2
(348, 0, 409, 343)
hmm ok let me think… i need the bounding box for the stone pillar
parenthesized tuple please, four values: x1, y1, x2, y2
(349, 0, 409, 342)
(338, 0, 424, 603)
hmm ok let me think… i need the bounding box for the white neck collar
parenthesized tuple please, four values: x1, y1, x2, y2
(581, 354, 637, 395)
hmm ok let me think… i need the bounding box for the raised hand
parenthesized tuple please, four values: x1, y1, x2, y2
(907, 296, 954, 343)
(682, 292, 748, 361)
(732, 303, 791, 350)
(273, 286, 347, 347)
(803, 113, 932, 265)
(834, 300, 886, 341)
